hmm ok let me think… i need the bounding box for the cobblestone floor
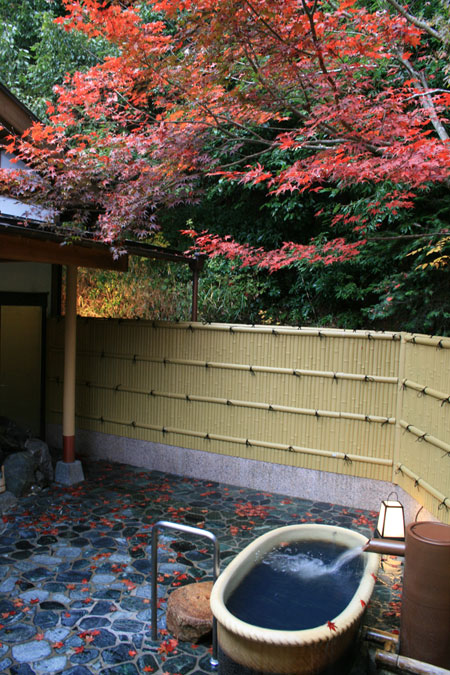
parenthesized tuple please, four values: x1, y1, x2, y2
(0, 459, 403, 674)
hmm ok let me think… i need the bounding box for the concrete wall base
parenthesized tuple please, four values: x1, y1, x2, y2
(47, 424, 434, 525)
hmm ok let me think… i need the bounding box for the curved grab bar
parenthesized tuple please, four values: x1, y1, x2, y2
(151, 520, 220, 666)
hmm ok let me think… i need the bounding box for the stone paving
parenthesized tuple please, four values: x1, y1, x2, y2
(0, 459, 403, 674)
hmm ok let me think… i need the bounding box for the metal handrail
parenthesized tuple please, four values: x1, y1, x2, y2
(151, 520, 220, 667)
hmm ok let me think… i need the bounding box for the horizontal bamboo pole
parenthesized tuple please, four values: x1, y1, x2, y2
(50, 408, 393, 467)
(404, 335, 450, 349)
(402, 379, 450, 405)
(399, 420, 450, 455)
(375, 649, 450, 675)
(61, 378, 395, 426)
(396, 463, 450, 510)
(76, 317, 403, 340)
(49, 350, 398, 385)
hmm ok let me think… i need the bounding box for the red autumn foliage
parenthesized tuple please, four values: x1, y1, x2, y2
(0, 0, 448, 266)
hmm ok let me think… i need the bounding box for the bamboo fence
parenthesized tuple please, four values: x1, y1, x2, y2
(46, 319, 450, 523)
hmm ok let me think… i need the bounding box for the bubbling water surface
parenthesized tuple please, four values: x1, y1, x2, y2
(226, 540, 365, 631)
(266, 544, 364, 579)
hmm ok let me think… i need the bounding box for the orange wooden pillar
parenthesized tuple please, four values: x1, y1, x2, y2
(56, 265, 84, 484)
(63, 264, 77, 462)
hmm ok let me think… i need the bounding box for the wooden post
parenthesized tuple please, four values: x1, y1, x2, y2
(63, 265, 77, 463)
(190, 255, 205, 322)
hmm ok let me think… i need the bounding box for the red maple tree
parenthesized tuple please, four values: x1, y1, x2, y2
(1, 0, 448, 266)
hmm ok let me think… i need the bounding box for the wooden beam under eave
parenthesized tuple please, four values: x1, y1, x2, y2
(0, 86, 37, 136)
(0, 233, 128, 271)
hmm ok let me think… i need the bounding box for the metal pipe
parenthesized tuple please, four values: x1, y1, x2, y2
(151, 520, 220, 668)
(375, 648, 450, 675)
(362, 538, 406, 556)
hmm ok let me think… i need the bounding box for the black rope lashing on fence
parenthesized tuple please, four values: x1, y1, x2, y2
(333, 373, 338, 383)
(344, 454, 352, 464)
(205, 362, 209, 369)
(149, 389, 155, 396)
(315, 410, 320, 418)
(188, 324, 194, 332)
(414, 479, 421, 488)
(441, 449, 450, 459)
(441, 396, 450, 407)
(411, 336, 416, 344)
(288, 446, 294, 453)
(99, 416, 104, 424)
(272, 329, 279, 337)
(163, 358, 167, 366)
(318, 331, 324, 339)
(186, 394, 191, 402)
(437, 339, 444, 349)
(131, 420, 136, 428)
(365, 415, 371, 423)
(417, 386, 428, 398)
(395, 464, 404, 475)
(382, 417, 390, 426)
(364, 375, 374, 382)
(162, 427, 167, 435)
(293, 369, 301, 377)
(268, 405, 275, 411)
(205, 433, 210, 440)
(85, 380, 91, 388)
(438, 498, 450, 511)
(416, 433, 428, 443)
(246, 439, 252, 446)
(133, 354, 137, 363)
(227, 399, 233, 406)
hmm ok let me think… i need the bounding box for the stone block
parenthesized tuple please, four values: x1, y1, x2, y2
(55, 460, 84, 485)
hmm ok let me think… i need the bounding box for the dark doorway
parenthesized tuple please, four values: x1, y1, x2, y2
(0, 292, 47, 438)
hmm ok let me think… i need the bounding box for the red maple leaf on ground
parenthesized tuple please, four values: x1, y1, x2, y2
(158, 638, 178, 656)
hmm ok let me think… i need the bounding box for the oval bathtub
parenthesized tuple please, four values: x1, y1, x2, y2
(210, 524, 380, 675)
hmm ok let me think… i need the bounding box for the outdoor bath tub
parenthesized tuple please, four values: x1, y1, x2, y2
(210, 524, 380, 674)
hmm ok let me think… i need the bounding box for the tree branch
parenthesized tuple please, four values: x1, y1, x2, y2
(384, 0, 441, 41)
(397, 55, 449, 141)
